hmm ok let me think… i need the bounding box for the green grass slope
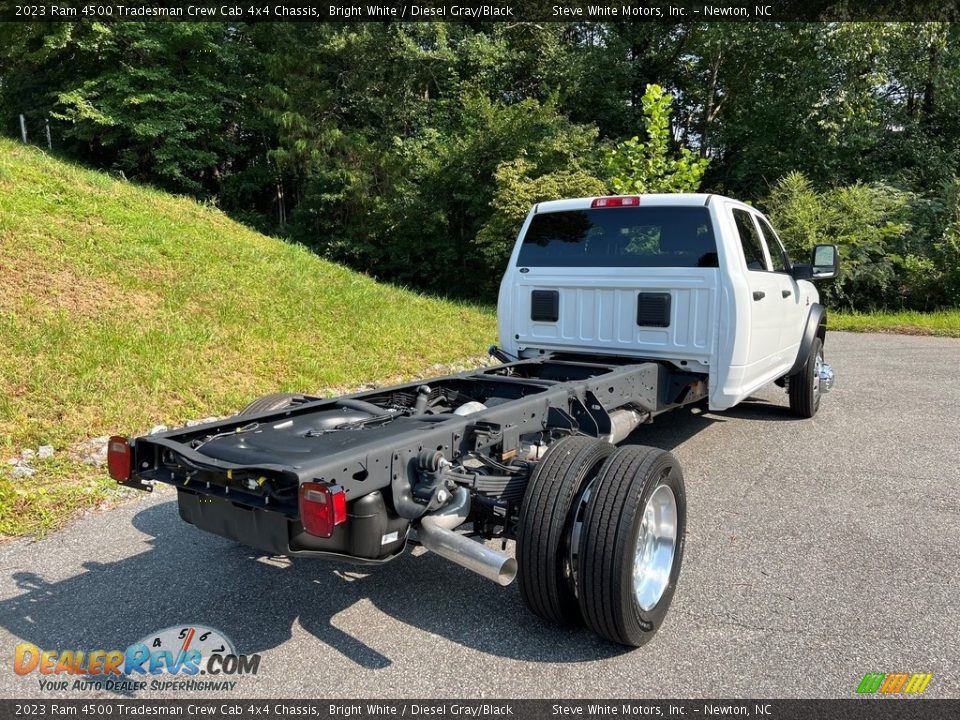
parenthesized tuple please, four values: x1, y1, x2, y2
(0, 139, 496, 535)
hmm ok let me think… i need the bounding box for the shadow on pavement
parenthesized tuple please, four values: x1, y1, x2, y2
(708, 396, 799, 422)
(0, 504, 626, 674)
(623, 402, 720, 448)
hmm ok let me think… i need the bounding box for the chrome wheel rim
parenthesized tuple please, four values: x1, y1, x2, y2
(633, 483, 678, 611)
(813, 352, 823, 396)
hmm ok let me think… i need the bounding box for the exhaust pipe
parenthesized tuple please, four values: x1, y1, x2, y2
(604, 407, 648, 445)
(417, 488, 518, 586)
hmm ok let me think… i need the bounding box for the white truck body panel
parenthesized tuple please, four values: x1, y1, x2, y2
(497, 194, 820, 411)
(501, 267, 718, 372)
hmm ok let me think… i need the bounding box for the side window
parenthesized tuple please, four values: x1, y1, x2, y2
(732, 209, 768, 271)
(757, 216, 790, 273)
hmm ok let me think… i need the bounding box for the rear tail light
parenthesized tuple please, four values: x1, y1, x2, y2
(591, 196, 640, 208)
(107, 436, 132, 482)
(299, 482, 348, 538)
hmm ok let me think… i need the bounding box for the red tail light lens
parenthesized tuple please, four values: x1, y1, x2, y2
(591, 196, 640, 208)
(299, 482, 348, 538)
(107, 436, 132, 482)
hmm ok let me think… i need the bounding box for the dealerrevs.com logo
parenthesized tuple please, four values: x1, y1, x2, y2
(856, 672, 934, 696)
(13, 625, 261, 693)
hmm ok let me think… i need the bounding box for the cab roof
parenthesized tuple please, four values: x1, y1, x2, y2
(534, 194, 722, 214)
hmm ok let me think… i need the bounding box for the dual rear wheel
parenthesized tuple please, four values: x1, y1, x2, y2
(516, 436, 686, 647)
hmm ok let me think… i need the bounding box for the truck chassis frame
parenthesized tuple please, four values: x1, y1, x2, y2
(128, 354, 703, 556)
(116, 353, 704, 645)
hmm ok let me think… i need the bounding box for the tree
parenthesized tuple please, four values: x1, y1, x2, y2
(602, 84, 709, 195)
(765, 172, 915, 309)
(764, 171, 829, 257)
(260, 24, 605, 296)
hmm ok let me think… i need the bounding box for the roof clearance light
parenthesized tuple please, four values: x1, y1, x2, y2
(591, 196, 640, 208)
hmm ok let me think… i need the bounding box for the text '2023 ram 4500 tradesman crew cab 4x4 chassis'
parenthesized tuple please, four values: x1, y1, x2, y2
(108, 194, 838, 647)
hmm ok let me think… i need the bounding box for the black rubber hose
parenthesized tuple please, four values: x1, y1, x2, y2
(412, 385, 431, 414)
(488, 345, 517, 363)
(336, 397, 388, 416)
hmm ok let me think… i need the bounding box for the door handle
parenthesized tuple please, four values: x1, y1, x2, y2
(753, 291, 765, 301)
(782, 289, 792, 298)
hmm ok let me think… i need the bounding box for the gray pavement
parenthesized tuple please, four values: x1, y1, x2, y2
(1, 332, 958, 699)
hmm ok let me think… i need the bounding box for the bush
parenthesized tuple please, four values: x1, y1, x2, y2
(928, 186, 960, 307)
(766, 172, 917, 309)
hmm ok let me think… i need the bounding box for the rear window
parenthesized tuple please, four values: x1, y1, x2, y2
(517, 206, 718, 268)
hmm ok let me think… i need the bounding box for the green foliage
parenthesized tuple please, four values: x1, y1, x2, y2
(602, 85, 709, 195)
(0, 22, 281, 222)
(766, 172, 923, 309)
(925, 183, 960, 307)
(825, 183, 914, 309)
(763, 172, 826, 254)
(258, 25, 604, 295)
(3, 22, 960, 308)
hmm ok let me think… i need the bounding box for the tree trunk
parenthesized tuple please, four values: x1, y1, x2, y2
(701, 45, 724, 158)
(922, 42, 939, 120)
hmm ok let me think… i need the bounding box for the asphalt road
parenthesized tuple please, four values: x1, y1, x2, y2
(1, 332, 958, 699)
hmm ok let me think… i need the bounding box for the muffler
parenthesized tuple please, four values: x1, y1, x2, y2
(603, 406, 648, 445)
(417, 488, 518, 586)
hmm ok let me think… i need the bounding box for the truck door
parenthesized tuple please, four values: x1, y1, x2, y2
(755, 214, 808, 370)
(730, 208, 784, 385)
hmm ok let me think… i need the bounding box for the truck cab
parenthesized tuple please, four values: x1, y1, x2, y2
(497, 194, 837, 411)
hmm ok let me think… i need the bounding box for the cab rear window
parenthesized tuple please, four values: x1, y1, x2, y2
(517, 206, 718, 268)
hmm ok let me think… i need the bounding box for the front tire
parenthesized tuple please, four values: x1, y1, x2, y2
(788, 336, 824, 418)
(576, 445, 686, 647)
(516, 436, 616, 626)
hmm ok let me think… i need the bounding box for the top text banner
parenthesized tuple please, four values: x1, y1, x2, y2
(3, 1, 959, 22)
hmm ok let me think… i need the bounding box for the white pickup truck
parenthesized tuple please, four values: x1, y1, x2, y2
(499, 193, 837, 417)
(110, 194, 838, 648)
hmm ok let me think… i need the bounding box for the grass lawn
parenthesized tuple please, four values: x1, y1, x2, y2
(0, 140, 496, 537)
(830, 310, 960, 337)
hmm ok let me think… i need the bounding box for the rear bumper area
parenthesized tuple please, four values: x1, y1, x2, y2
(176, 489, 408, 564)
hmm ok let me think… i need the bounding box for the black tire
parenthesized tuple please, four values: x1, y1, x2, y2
(788, 336, 824, 418)
(237, 392, 306, 418)
(516, 436, 616, 626)
(576, 445, 686, 647)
